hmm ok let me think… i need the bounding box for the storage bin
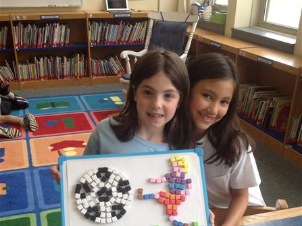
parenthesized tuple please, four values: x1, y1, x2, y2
(211, 12, 227, 25)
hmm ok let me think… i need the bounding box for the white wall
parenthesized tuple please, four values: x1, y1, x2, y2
(0, 0, 159, 12)
(160, 0, 178, 12)
(294, 9, 302, 56)
(225, 0, 254, 37)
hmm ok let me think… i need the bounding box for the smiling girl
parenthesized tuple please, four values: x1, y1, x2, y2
(51, 49, 194, 179)
(83, 48, 194, 155)
(188, 53, 266, 226)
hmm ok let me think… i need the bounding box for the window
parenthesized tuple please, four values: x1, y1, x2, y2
(214, 0, 228, 5)
(258, 0, 302, 36)
(201, 0, 228, 6)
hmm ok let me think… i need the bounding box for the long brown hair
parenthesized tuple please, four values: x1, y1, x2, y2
(188, 53, 255, 166)
(110, 49, 194, 149)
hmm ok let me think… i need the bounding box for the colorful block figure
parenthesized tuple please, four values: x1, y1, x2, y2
(138, 155, 200, 226)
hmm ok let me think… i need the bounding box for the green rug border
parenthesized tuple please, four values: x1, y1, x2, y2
(40, 208, 61, 226)
(0, 213, 36, 226)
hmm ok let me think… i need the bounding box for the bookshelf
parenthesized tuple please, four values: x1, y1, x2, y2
(10, 12, 91, 89)
(192, 27, 302, 167)
(0, 14, 19, 90)
(0, 11, 148, 89)
(85, 11, 148, 86)
(237, 47, 302, 167)
(192, 28, 259, 62)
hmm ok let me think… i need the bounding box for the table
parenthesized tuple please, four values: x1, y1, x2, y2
(237, 206, 302, 225)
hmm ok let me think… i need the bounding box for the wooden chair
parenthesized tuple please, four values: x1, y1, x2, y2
(119, 11, 199, 94)
(211, 199, 288, 226)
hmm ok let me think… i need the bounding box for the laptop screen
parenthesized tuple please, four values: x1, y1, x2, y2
(105, 0, 129, 11)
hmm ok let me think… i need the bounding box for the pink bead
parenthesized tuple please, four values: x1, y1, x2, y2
(150, 178, 156, 183)
(161, 177, 167, 182)
(185, 189, 190, 195)
(169, 216, 174, 221)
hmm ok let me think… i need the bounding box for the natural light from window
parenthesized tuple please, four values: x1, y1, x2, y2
(265, 0, 302, 29)
(215, 0, 228, 5)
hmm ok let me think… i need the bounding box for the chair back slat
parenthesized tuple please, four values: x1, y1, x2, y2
(148, 12, 198, 23)
(120, 11, 199, 88)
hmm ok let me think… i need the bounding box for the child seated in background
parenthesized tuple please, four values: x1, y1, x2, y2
(0, 81, 38, 138)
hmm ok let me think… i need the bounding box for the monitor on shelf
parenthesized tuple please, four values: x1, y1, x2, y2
(105, 0, 130, 13)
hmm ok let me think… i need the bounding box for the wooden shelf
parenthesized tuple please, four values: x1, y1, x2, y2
(200, 34, 259, 54)
(238, 47, 302, 76)
(240, 117, 302, 167)
(239, 118, 285, 155)
(19, 78, 91, 90)
(86, 11, 148, 19)
(193, 27, 217, 40)
(0, 11, 148, 90)
(193, 28, 259, 54)
(9, 82, 20, 90)
(91, 76, 121, 85)
(192, 27, 302, 167)
(0, 14, 10, 21)
(10, 12, 86, 21)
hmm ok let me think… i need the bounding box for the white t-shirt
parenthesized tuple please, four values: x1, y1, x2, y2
(196, 135, 266, 208)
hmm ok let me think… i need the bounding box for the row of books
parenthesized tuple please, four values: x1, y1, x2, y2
(0, 26, 8, 49)
(89, 21, 147, 46)
(91, 55, 126, 77)
(17, 54, 87, 81)
(0, 60, 17, 82)
(13, 22, 71, 49)
(238, 84, 292, 133)
(288, 114, 302, 146)
(1, 54, 126, 82)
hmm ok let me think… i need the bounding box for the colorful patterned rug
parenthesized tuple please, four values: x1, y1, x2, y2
(0, 91, 124, 226)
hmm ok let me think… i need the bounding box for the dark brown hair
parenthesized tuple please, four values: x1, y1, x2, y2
(110, 49, 194, 149)
(188, 52, 255, 166)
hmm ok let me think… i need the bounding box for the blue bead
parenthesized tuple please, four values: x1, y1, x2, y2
(173, 220, 179, 226)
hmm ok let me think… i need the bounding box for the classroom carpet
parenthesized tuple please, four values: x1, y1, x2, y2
(0, 91, 124, 226)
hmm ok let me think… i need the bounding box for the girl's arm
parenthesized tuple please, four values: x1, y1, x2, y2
(50, 150, 65, 184)
(209, 209, 215, 226)
(222, 188, 248, 226)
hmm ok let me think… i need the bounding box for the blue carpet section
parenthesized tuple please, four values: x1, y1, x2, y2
(34, 167, 61, 209)
(80, 92, 124, 110)
(10, 109, 24, 117)
(25, 96, 85, 116)
(0, 91, 124, 226)
(0, 169, 34, 217)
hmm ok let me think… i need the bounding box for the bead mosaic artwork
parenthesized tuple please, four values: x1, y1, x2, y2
(138, 155, 201, 226)
(74, 167, 133, 223)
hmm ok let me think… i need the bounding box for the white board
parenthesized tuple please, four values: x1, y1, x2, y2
(0, 0, 82, 8)
(59, 149, 210, 226)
